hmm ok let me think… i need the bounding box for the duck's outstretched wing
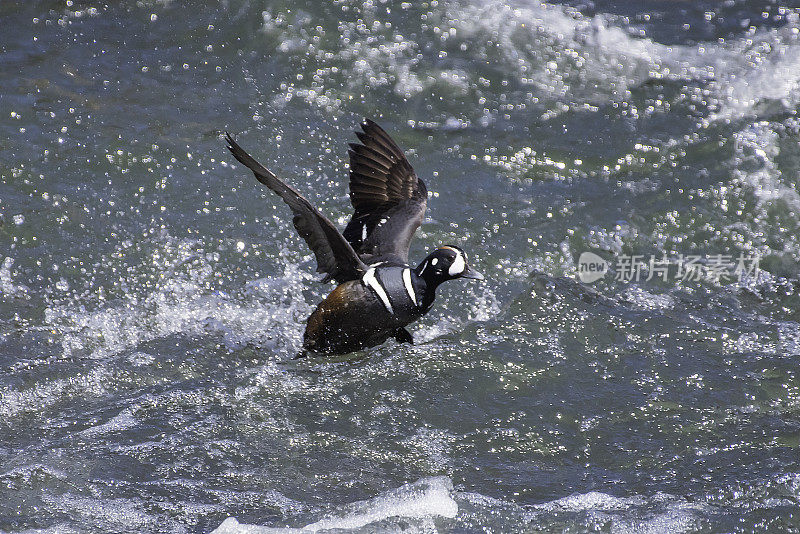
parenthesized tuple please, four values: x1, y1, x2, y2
(226, 134, 367, 284)
(342, 119, 427, 265)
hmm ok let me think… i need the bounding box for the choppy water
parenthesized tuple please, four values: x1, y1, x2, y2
(2, 0, 800, 532)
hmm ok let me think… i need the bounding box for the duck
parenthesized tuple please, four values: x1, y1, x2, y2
(226, 119, 483, 356)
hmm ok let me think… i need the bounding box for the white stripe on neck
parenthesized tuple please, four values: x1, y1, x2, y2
(363, 267, 393, 314)
(402, 268, 417, 306)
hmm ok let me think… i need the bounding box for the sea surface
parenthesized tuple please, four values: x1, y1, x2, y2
(2, 0, 800, 532)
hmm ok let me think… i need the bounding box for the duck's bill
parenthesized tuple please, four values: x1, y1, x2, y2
(462, 265, 485, 280)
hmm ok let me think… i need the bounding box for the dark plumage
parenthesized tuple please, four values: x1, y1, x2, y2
(226, 120, 482, 356)
(342, 120, 427, 266)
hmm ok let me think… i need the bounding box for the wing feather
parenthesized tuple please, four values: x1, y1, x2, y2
(342, 120, 427, 264)
(226, 134, 366, 284)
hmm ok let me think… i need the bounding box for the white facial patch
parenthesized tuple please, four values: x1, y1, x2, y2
(431, 258, 438, 266)
(402, 268, 417, 306)
(363, 267, 394, 314)
(448, 250, 466, 276)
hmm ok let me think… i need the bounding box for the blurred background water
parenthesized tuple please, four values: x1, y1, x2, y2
(2, 0, 800, 532)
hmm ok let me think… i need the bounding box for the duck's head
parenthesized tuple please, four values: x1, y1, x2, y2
(415, 245, 483, 286)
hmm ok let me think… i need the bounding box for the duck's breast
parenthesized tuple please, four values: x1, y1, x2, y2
(303, 281, 393, 354)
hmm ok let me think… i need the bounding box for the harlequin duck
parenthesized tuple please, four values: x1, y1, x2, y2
(226, 119, 483, 356)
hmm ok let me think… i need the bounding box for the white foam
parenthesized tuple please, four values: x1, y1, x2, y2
(612, 506, 699, 534)
(211, 477, 457, 533)
(777, 472, 800, 497)
(257, 0, 700, 118)
(778, 322, 800, 356)
(724, 331, 777, 356)
(78, 408, 138, 438)
(0, 256, 30, 299)
(447, 1, 687, 100)
(528, 490, 703, 533)
(721, 122, 800, 280)
(708, 15, 800, 121)
(14, 523, 81, 534)
(127, 351, 155, 366)
(621, 286, 675, 311)
(466, 1, 800, 121)
(731, 123, 800, 210)
(0, 366, 115, 420)
(42, 236, 313, 361)
(535, 490, 642, 512)
(0, 235, 319, 420)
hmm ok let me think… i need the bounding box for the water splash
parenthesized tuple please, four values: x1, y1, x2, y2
(212, 477, 458, 533)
